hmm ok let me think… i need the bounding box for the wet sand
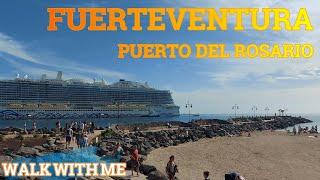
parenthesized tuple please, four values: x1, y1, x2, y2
(145, 131, 320, 180)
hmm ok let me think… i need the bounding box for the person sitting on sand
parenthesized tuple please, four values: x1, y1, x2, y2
(203, 171, 210, 180)
(130, 146, 140, 176)
(65, 126, 73, 149)
(166, 155, 178, 180)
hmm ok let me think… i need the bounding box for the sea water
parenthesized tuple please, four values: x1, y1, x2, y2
(1, 114, 320, 129)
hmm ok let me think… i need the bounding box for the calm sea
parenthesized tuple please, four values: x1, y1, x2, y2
(0, 114, 319, 130)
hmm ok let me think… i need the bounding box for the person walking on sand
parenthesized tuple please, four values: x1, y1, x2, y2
(65, 126, 73, 149)
(130, 146, 140, 176)
(166, 155, 178, 180)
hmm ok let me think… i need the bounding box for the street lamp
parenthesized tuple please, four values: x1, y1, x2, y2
(251, 106, 258, 117)
(185, 101, 192, 122)
(232, 104, 239, 117)
(264, 107, 270, 117)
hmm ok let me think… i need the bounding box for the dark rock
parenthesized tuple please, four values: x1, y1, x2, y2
(147, 170, 168, 180)
(140, 164, 157, 175)
(17, 146, 42, 157)
(0, 155, 12, 162)
(34, 145, 46, 152)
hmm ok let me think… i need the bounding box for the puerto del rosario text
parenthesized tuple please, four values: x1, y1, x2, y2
(1, 163, 126, 177)
(117, 43, 314, 59)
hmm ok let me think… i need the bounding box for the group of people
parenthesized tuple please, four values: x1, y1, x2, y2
(23, 120, 37, 134)
(56, 120, 95, 149)
(166, 156, 244, 180)
(165, 155, 245, 180)
(292, 125, 318, 135)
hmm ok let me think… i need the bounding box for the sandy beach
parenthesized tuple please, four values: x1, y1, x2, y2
(145, 131, 320, 180)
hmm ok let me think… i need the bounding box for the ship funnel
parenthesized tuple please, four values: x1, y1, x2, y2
(56, 71, 63, 81)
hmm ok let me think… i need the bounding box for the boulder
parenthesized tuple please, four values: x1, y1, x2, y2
(139, 164, 157, 175)
(0, 155, 12, 162)
(17, 146, 41, 157)
(34, 145, 46, 152)
(147, 170, 168, 180)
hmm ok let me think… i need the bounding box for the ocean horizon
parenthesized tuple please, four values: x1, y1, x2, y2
(1, 113, 319, 130)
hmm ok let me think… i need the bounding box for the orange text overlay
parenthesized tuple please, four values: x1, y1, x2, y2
(117, 43, 314, 59)
(47, 8, 313, 32)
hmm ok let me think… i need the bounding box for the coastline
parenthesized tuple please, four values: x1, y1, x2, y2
(0, 116, 317, 179)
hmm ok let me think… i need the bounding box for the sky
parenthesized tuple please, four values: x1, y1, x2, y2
(0, 0, 319, 115)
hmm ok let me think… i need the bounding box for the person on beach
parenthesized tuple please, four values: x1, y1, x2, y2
(65, 126, 73, 149)
(166, 155, 178, 180)
(130, 146, 140, 176)
(56, 120, 61, 133)
(24, 122, 28, 134)
(76, 132, 81, 148)
(203, 171, 210, 180)
(32, 120, 37, 133)
(90, 122, 95, 134)
(80, 122, 85, 133)
(293, 126, 297, 135)
(83, 134, 89, 147)
(114, 142, 124, 159)
(298, 125, 302, 135)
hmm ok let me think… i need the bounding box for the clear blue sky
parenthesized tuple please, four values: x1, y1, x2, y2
(0, 0, 319, 114)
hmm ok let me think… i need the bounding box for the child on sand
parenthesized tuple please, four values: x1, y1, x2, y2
(166, 155, 178, 180)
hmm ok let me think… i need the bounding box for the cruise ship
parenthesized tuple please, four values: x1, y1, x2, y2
(0, 72, 179, 119)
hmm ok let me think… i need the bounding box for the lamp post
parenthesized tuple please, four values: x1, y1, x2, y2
(251, 106, 258, 117)
(264, 107, 270, 117)
(232, 104, 239, 117)
(185, 101, 192, 122)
